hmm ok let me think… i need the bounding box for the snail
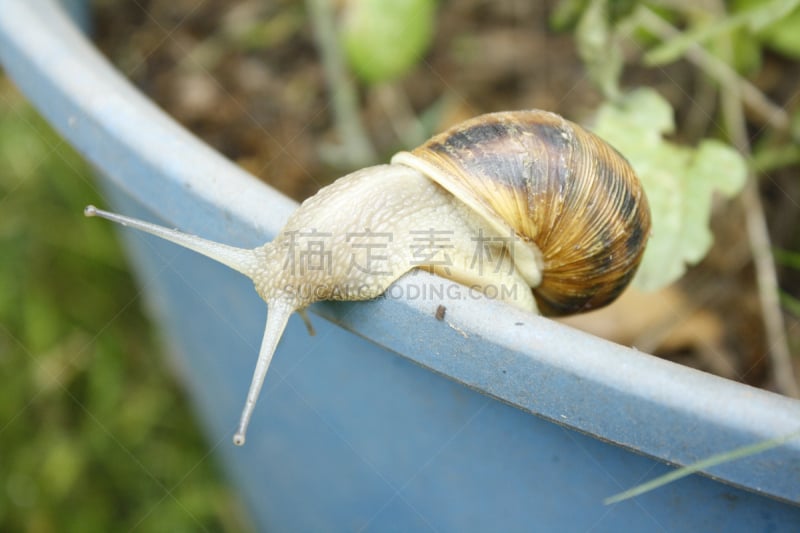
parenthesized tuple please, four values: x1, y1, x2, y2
(85, 110, 651, 445)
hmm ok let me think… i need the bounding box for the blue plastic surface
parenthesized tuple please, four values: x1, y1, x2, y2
(2, 0, 799, 530)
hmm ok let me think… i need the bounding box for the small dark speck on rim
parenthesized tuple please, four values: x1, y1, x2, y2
(435, 305, 446, 321)
(515, 322, 524, 326)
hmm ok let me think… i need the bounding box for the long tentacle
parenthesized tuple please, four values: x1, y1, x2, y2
(233, 299, 295, 445)
(84, 205, 259, 278)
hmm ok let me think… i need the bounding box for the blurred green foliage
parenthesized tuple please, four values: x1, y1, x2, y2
(340, 0, 436, 84)
(551, 0, 800, 299)
(776, 249, 800, 319)
(0, 79, 251, 532)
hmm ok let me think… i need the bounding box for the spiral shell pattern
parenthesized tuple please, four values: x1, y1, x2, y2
(398, 110, 651, 316)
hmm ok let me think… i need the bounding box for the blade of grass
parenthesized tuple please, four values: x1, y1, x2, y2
(605, 428, 800, 504)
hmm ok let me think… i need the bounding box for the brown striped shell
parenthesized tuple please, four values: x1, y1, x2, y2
(391, 110, 651, 316)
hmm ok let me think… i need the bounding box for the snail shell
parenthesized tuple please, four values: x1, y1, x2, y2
(392, 110, 651, 316)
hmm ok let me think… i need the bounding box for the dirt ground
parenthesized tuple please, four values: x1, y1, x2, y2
(93, 0, 800, 393)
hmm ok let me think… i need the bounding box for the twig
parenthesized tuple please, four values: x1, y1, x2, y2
(715, 28, 799, 397)
(634, 6, 790, 134)
(740, 176, 799, 396)
(373, 83, 428, 149)
(306, 0, 376, 167)
(630, 5, 797, 394)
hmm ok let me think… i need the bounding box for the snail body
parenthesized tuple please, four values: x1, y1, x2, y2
(85, 110, 650, 445)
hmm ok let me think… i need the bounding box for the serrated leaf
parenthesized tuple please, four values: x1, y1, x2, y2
(598, 87, 675, 137)
(678, 140, 748, 265)
(341, 0, 435, 84)
(592, 89, 747, 291)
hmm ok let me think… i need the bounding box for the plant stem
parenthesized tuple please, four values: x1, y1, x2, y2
(714, 20, 799, 397)
(306, 0, 376, 167)
(634, 6, 790, 134)
(739, 171, 799, 397)
(638, 3, 797, 395)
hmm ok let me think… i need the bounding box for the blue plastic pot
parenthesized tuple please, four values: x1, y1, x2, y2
(2, 0, 798, 530)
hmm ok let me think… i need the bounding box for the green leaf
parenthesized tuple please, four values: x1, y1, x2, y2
(760, 11, 800, 58)
(644, 0, 800, 66)
(341, 0, 436, 84)
(743, 0, 800, 31)
(592, 89, 748, 291)
(774, 248, 800, 270)
(737, 0, 800, 58)
(549, 0, 589, 31)
(781, 291, 800, 317)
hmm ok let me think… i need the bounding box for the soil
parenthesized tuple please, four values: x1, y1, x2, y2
(93, 0, 800, 394)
